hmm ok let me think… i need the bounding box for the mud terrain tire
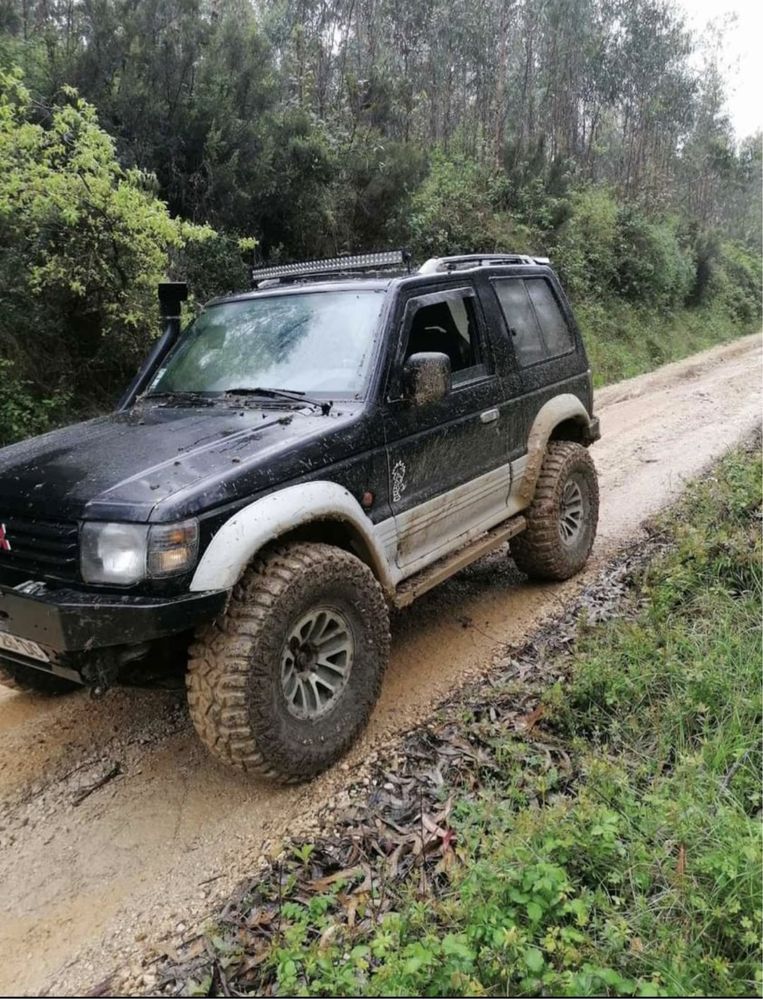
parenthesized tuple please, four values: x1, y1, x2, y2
(0, 662, 79, 694)
(511, 441, 599, 581)
(187, 542, 390, 782)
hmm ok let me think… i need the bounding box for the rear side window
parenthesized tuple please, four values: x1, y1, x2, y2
(492, 280, 545, 367)
(493, 278, 574, 366)
(525, 280, 573, 356)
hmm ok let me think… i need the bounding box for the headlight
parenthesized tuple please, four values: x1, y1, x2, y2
(81, 520, 199, 584)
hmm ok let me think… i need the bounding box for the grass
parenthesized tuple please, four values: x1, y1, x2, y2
(186, 442, 762, 998)
(577, 301, 757, 387)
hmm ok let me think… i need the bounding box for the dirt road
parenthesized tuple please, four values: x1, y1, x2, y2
(1, 333, 760, 996)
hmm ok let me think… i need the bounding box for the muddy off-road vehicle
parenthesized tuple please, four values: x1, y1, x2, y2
(0, 250, 599, 780)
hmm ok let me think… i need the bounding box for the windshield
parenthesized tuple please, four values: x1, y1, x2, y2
(148, 289, 385, 398)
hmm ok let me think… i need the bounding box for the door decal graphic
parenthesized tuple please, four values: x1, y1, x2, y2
(391, 460, 407, 503)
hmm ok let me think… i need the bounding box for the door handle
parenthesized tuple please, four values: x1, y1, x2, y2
(480, 408, 499, 424)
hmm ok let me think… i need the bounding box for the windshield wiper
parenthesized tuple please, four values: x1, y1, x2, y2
(224, 387, 333, 415)
(141, 391, 216, 407)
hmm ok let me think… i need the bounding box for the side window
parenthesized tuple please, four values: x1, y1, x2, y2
(404, 294, 486, 385)
(525, 279, 574, 356)
(493, 278, 574, 367)
(492, 280, 545, 367)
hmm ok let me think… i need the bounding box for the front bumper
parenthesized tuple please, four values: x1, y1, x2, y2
(0, 582, 228, 655)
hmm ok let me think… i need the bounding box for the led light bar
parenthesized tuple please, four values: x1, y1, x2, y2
(251, 250, 409, 284)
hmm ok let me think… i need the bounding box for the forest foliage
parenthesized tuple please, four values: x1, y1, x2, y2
(0, 0, 760, 441)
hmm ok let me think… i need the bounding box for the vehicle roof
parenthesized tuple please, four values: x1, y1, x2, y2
(208, 262, 553, 308)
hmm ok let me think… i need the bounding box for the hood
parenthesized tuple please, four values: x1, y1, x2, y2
(0, 402, 360, 523)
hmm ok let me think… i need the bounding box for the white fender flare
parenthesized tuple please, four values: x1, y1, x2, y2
(190, 481, 396, 594)
(516, 394, 594, 506)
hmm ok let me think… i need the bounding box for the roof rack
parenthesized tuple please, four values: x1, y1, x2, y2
(251, 249, 411, 287)
(418, 253, 549, 274)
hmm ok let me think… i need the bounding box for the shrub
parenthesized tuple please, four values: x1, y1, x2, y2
(331, 134, 428, 252)
(0, 359, 70, 444)
(706, 241, 762, 326)
(0, 68, 229, 441)
(170, 231, 252, 308)
(407, 151, 534, 258)
(613, 208, 695, 308)
(551, 187, 619, 300)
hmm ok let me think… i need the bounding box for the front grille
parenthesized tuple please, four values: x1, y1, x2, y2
(0, 515, 79, 582)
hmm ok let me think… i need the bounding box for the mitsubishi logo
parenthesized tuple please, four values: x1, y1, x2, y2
(0, 524, 10, 552)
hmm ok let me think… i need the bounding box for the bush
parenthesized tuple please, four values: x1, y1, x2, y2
(577, 298, 754, 387)
(0, 359, 70, 444)
(613, 208, 695, 308)
(407, 151, 534, 258)
(551, 187, 619, 300)
(331, 134, 428, 252)
(0, 68, 227, 443)
(170, 231, 253, 307)
(706, 241, 762, 326)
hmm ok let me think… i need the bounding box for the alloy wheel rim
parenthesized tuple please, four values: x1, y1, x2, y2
(280, 606, 354, 720)
(559, 476, 585, 545)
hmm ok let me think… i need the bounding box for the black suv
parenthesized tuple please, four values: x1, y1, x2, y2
(0, 251, 600, 781)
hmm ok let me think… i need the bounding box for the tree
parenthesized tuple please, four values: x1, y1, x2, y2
(0, 68, 218, 413)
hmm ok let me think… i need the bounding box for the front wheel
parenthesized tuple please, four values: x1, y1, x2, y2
(511, 441, 599, 581)
(186, 542, 391, 782)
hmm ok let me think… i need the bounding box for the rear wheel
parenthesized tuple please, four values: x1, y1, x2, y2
(0, 661, 79, 695)
(511, 440, 599, 581)
(186, 542, 390, 782)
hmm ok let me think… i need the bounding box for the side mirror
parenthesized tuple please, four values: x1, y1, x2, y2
(402, 352, 451, 406)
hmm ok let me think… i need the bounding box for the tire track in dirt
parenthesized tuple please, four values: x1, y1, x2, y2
(0, 332, 760, 996)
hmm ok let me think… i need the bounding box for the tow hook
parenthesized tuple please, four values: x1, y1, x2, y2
(81, 648, 122, 695)
(82, 642, 154, 695)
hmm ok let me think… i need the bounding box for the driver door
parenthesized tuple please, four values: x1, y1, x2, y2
(382, 286, 511, 575)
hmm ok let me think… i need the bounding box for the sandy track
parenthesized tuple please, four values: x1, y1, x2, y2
(0, 332, 760, 996)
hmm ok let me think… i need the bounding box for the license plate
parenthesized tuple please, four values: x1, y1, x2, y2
(0, 631, 50, 663)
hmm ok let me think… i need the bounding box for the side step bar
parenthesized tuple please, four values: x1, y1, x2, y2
(393, 515, 527, 609)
